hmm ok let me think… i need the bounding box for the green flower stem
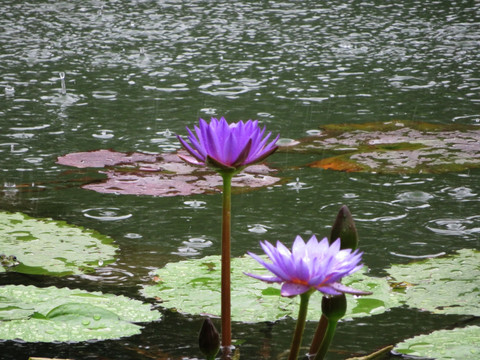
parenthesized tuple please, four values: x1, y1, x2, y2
(313, 294, 347, 360)
(313, 316, 339, 360)
(288, 290, 313, 360)
(308, 314, 328, 356)
(220, 171, 234, 349)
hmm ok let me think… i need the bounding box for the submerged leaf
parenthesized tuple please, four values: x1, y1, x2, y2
(0, 285, 161, 342)
(57, 150, 281, 196)
(0, 211, 117, 276)
(142, 255, 403, 322)
(280, 120, 480, 174)
(387, 248, 480, 316)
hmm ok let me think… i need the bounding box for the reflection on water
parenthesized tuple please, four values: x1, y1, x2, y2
(1, 0, 480, 359)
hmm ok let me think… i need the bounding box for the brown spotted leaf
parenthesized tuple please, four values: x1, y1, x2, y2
(279, 120, 480, 174)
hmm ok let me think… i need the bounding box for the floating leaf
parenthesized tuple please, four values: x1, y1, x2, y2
(394, 326, 480, 360)
(56, 149, 158, 168)
(56, 150, 281, 196)
(142, 255, 403, 322)
(387, 248, 480, 316)
(0, 285, 161, 342)
(280, 120, 480, 173)
(0, 211, 117, 276)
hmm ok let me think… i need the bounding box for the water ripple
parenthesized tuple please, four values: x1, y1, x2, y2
(172, 237, 213, 257)
(82, 208, 133, 221)
(426, 216, 480, 236)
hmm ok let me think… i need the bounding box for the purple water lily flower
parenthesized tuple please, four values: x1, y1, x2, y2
(177, 117, 279, 171)
(245, 235, 367, 297)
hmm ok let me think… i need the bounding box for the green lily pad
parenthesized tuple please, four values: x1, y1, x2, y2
(0, 285, 161, 342)
(56, 150, 281, 196)
(280, 120, 480, 174)
(387, 248, 480, 316)
(0, 211, 117, 276)
(142, 255, 403, 322)
(394, 326, 480, 359)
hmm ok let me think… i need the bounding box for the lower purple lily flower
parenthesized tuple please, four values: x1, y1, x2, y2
(245, 235, 369, 297)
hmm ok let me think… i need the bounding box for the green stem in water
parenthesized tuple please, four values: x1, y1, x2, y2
(220, 171, 234, 350)
(288, 290, 313, 360)
(313, 294, 347, 360)
(308, 314, 328, 356)
(313, 317, 339, 360)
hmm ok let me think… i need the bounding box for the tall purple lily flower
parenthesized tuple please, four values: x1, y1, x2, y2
(177, 117, 279, 173)
(246, 235, 367, 297)
(177, 117, 279, 353)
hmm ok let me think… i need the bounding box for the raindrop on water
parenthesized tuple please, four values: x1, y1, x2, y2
(306, 129, 322, 136)
(124, 233, 142, 239)
(448, 186, 476, 199)
(276, 138, 299, 146)
(4, 85, 14, 96)
(59, 72, 66, 95)
(82, 208, 132, 221)
(287, 177, 310, 191)
(248, 224, 270, 234)
(173, 237, 213, 256)
(184, 200, 206, 209)
(395, 191, 433, 203)
(92, 129, 114, 139)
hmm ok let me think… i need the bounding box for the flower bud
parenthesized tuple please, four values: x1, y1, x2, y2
(321, 294, 347, 322)
(330, 205, 359, 250)
(199, 317, 220, 360)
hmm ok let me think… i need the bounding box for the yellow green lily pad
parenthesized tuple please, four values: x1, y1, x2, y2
(387, 248, 480, 316)
(394, 326, 480, 360)
(0, 211, 117, 276)
(0, 285, 161, 342)
(142, 255, 403, 322)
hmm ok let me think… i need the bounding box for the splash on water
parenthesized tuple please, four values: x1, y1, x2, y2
(59, 72, 66, 95)
(82, 207, 132, 221)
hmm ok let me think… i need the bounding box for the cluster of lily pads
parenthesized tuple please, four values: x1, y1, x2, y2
(1, 119, 479, 360)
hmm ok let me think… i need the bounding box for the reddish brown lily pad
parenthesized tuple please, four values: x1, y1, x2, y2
(56, 149, 158, 168)
(279, 120, 480, 174)
(56, 150, 281, 197)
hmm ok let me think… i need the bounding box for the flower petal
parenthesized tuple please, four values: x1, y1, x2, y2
(281, 282, 311, 297)
(177, 153, 204, 166)
(329, 282, 372, 296)
(243, 272, 283, 283)
(232, 138, 253, 168)
(177, 135, 205, 163)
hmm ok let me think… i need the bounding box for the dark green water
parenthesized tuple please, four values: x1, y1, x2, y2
(1, 0, 479, 359)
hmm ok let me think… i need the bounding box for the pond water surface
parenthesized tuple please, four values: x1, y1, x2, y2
(1, 1, 479, 359)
